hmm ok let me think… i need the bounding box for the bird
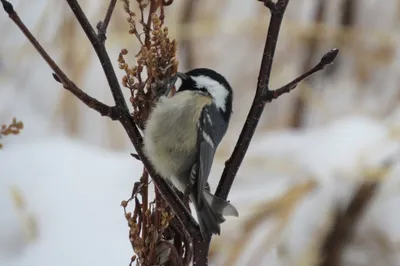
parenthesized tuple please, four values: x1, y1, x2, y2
(143, 68, 239, 239)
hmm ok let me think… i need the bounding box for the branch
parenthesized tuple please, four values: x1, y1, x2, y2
(216, 0, 338, 200)
(0, 0, 120, 120)
(119, 116, 202, 240)
(3, 0, 340, 263)
(259, 0, 278, 12)
(290, 0, 327, 128)
(1, 0, 199, 242)
(63, 0, 200, 239)
(144, 0, 159, 48)
(65, 0, 129, 112)
(318, 182, 378, 266)
(216, 0, 290, 200)
(66, 0, 201, 240)
(97, 0, 117, 43)
(267, 48, 338, 100)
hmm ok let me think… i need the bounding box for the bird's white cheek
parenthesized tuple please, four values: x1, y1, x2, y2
(191, 75, 229, 112)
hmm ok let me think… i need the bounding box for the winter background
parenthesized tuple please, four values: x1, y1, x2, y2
(1, 0, 400, 265)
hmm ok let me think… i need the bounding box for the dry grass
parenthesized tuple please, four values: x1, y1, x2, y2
(9, 185, 38, 243)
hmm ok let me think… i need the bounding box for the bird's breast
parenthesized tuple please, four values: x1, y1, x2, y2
(143, 91, 212, 178)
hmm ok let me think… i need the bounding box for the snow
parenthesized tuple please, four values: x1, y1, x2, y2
(209, 115, 400, 265)
(0, 139, 138, 266)
(1, 115, 400, 265)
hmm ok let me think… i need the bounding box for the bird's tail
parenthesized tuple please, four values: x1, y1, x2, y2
(192, 190, 239, 239)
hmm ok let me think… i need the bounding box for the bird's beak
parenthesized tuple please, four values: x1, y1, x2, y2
(176, 72, 189, 80)
(164, 72, 188, 96)
(164, 74, 178, 96)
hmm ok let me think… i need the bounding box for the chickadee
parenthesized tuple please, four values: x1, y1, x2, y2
(143, 68, 239, 238)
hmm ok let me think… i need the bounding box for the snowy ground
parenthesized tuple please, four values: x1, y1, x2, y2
(2, 115, 400, 266)
(0, 139, 136, 266)
(211, 115, 400, 265)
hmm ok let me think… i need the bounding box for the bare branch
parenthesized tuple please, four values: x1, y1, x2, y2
(0, 0, 120, 120)
(192, 237, 211, 266)
(130, 153, 141, 161)
(118, 116, 202, 240)
(216, 0, 338, 201)
(1, 0, 199, 244)
(144, 0, 159, 48)
(259, 0, 278, 12)
(3, 0, 341, 263)
(97, 0, 117, 43)
(1, 0, 12, 13)
(64, 1, 199, 240)
(65, 0, 129, 112)
(268, 48, 339, 100)
(216, 0, 291, 200)
(67, 0, 202, 245)
(290, 0, 327, 128)
(140, 169, 149, 247)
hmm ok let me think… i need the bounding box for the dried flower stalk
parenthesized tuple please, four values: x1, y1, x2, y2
(0, 117, 24, 149)
(119, 1, 182, 265)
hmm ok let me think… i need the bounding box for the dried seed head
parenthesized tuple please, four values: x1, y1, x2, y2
(121, 200, 128, 208)
(125, 212, 132, 219)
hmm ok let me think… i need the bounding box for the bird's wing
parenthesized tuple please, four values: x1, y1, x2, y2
(195, 103, 228, 208)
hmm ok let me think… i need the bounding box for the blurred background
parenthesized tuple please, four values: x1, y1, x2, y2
(2, 0, 400, 265)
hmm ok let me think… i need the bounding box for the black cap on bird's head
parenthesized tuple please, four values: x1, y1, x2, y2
(166, 68, 233, 121)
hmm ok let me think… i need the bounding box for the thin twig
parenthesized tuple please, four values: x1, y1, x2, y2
(130, 153, 141, 161)
(97, 0, 117, 43)
(170, 218, 193, 266)
(216, 0, 291, 200)
(119, 116, 202, 240)
(160, 241, 184, 266)
(144, 0, 159, 48)
(65, 0, 200, 240)
(290, 0, 327, 128)
(152, 185, 161, 263)
(268, 48, 338, 100)
(65, 0, 129, 111)
(216, 0, 338, 201)
(1, 0, 200, 243)
(140, 168, 149, 253)
(0, 0, 120, 120)
(260, 0, 278, 13)
(2, 0, 341, 264)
